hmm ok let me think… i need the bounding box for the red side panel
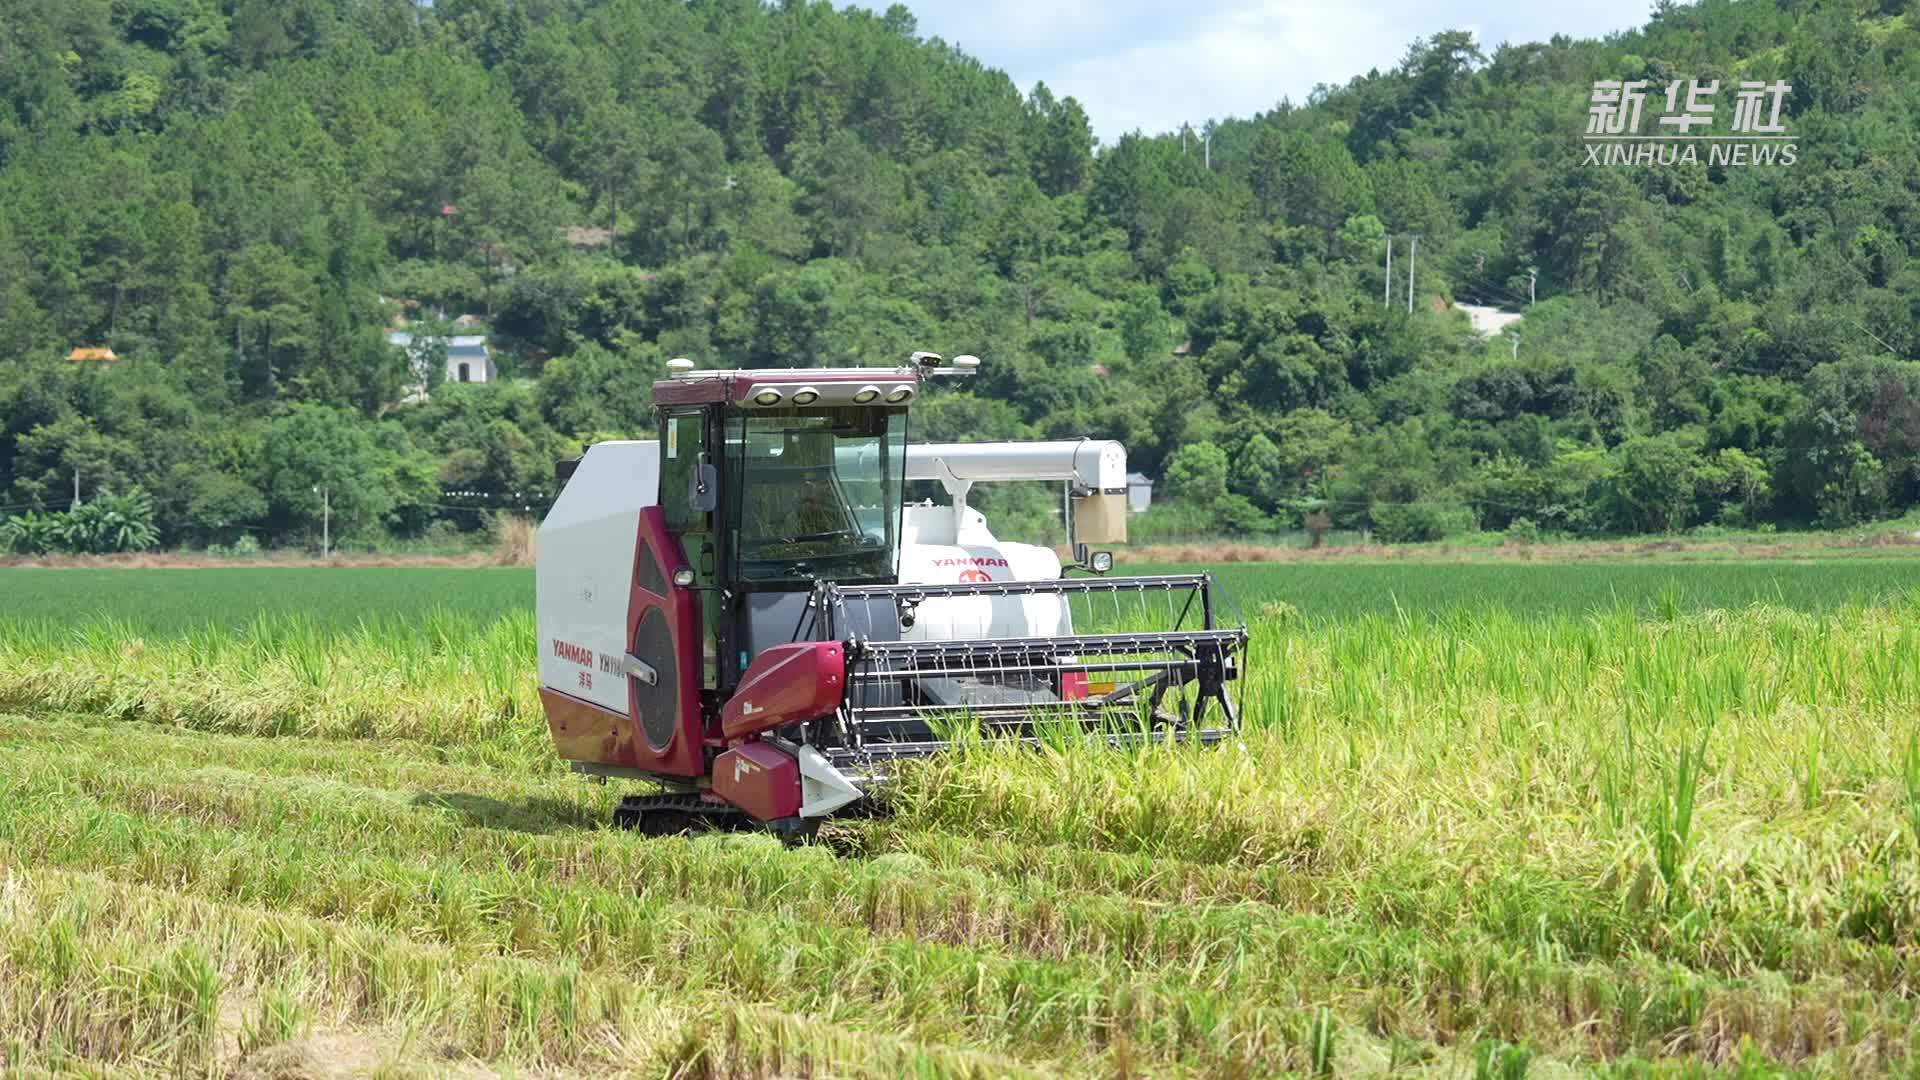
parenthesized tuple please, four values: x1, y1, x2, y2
(625, 505, 705, 777)
(712, 743, 801, 821)
(720, 641, 845, 741)
(1060, 670, 1090, 700)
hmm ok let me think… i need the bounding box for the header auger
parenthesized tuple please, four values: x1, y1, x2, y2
(535, 352, 1247, 835)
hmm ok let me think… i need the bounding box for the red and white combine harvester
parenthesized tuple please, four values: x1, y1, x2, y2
(536, 352, 1246, 834)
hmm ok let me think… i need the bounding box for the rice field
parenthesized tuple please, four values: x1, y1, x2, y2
(11, 556, 1920, 631)
(2, 563, 1920, 1075)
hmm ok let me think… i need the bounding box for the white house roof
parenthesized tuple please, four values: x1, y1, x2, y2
(388, 331, 488, 353)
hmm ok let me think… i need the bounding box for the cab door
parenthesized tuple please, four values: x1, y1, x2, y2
(658, 408, 721, 695)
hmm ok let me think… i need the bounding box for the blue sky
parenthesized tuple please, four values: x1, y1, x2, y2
(873, 1, 1650, 141)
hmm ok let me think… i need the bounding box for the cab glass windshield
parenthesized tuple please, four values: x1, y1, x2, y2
(726, 407, 906, 584)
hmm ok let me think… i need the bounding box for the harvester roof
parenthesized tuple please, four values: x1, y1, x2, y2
(653, 365, 922, 408)
(652, 353, 980, 409)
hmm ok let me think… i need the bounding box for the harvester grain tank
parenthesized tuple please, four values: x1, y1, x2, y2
(535, 353, 1246, 833)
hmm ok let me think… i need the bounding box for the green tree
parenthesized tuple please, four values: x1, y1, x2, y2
(8, 414, 138, 508)
(255, 404, 408, 542)
(791, 131, 898, 258)
(1249, 131, 1370, 255)
(1228, 432, 1283, 508)
(1028, 84, 1094, 197)
(1609, 432, 1706, 533)
(1116, 288, 1167, 364)
(1163, 442, 1228, 505)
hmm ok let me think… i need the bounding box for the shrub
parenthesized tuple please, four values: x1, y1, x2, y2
(0, 512, 62, 555)
(56, 490, 160, 553)
(1303, 509, 1333, 548)
(1214, 494, 1272, 536)
(1255, 599, 1300, 627)
(1372, 499, 1476, 544)
(492, 515, 537, 565)
(1128, 502, 1221, 543)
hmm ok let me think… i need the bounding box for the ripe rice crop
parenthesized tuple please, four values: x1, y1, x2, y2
(1, 563, 1918, 1074)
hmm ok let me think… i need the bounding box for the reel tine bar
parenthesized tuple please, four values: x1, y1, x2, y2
(809, 574, 1247, 765)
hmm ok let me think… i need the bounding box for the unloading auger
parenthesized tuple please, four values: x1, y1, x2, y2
(534, 352, 1247, 834)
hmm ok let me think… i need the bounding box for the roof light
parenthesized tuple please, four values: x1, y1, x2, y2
(753, 388, 783, 406)
(951, 354, 980, 369)
(852, 385, 881, 404)
(667, 358, 695, 376)
(790, 386, 819, 405)
(885, 384, 915, 403)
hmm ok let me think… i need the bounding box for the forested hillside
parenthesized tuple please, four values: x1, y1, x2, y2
(4, 0, 1920, 550)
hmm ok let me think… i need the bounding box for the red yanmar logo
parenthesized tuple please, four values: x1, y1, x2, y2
(931, 557, 1008, 568)
(552, 639, 594, 667)
(958, 568, 992, 583)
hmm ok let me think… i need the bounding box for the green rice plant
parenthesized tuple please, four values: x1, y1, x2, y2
(238, 985, 308, 1056)
(1903, 735, 1920, 850)
(1801, 727, 1823, 811)
(1307, 1005, 1336, 1076)
(1595, 720, 1638, 833)
(1473, 1039, 1532, 1079)
(1648, 735, 1708, 901)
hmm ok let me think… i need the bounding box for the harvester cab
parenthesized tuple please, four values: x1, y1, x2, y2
(536, 353, 1247, 834)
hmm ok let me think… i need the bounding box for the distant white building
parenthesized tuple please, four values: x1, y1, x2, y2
(1127, 472, 1153, 513)
(444, 336, 494, 383)
(388, 331, 495, 398)
(1454, 303, 1523, 337)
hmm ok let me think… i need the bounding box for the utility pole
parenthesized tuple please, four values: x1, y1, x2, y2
(1511, 333, 1520, 360)
(1528, 266, 1538, 306)
(1405, 234, 1421, 315)
(1383, 234, 1394, 307)
(313, 485, 330, 558)
(1203, 131, 1212, 170)
(72, 469, 80, 507)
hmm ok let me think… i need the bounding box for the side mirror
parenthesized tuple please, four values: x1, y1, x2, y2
(689, 463, 718, 513)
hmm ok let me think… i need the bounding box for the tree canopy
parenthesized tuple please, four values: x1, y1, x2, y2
(4, 0, 1920, 548)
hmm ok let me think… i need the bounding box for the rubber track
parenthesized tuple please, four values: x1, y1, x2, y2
(611, 792, 817, 841)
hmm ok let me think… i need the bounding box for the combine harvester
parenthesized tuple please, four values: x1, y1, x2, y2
(536, 352, 1246, 834)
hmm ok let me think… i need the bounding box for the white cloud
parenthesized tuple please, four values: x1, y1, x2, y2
(1047, 1, 1400, 138)
(874, 0, 1652, 140)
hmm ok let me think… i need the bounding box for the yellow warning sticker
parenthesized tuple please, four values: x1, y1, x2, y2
(667, 419, 679, 459)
